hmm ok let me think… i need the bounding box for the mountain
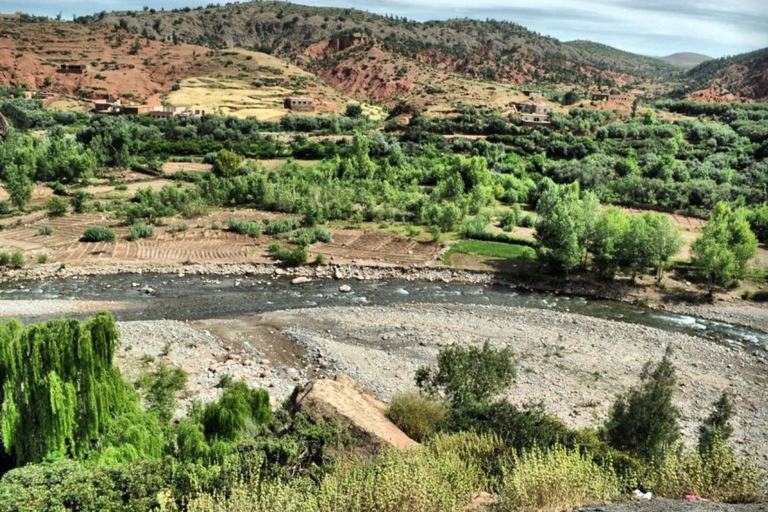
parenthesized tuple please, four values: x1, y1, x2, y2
(76, 2, 683, 103)
(682, 47, 768, 101)
(661, 52, 712, 68)
(0, 19, 351, 119)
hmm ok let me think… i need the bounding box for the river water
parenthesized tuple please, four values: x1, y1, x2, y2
(2, 273, 766, 355)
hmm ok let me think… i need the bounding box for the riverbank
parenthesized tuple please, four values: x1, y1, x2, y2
(3, 259, 767, 332)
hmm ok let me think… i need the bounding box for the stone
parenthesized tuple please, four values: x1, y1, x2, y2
(289, 374, 417, 451)
(339, 284, 352, 293)
(292, 276, 312, 284)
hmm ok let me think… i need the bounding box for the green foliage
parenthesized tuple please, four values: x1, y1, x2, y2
(289, 227, 332, 246)
(82, 226, 117, 243)
(45, 196, 68, 218)
(8, 250, 25, 269)
(416, 341, 515, 407)
(70, 190, 92, 214)
(648, 435, 767, 503)
(36, 253, 48, 264)
(126, 222, 156, 241)
(264, 218, 301, 235)
(499, 445, 623, 512)
(135, 362, 187, 424)
(213, 149, 243, 178)
(268, 242, 308, 266)
(692, 202, 758, 292)
(37, 225, 54, 236)
(698, 391, 735, 454)
(344, 103, 364, 118)
(604, 347, 680, 461)
(0, 313, 139, 465)
(226, 218, 262, 237)
(387, 391, 448, 442)
(535, 181, 592, 275)
(746, 204, 768, 243)
(444, 240, 536, 265)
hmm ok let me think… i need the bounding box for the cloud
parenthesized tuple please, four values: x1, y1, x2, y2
(6, 0, 768, 56)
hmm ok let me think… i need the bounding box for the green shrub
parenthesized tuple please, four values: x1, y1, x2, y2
(227, 218, 261, 237)
(499, 209, 518, 231)
(648, 436, 767, 503)
(70, 190, 91, 214)
(519, 214, 535, 228)
(0, 201, 10, 215)
(499, 445, 623, 512)
(45, 196, 68, 218)
(0, 251, 9, 266)
(168, 222, 189, 233)
(387, 392, 448, 442)
(416, 341, 516, 406)
(264, 218, 301, 235)
(268, 242, 308, 266)
(82, 226, 117, 243)
(127, 222, 155, 241)
(604, 347, 680, 461)
(9, 250, 25, 269)
(37, 226, 54, 236)
(290, 228, 332, 246)
(36, 253, 48, 264)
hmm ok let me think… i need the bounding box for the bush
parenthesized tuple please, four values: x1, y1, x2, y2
(168, 222, 189, 233)
(290, 228, 333, 246)
(648, 436, 767, 503)
(499, 445, 623, 512)
(227, 218, 261, 237)
(268, 242, 308, 266)
(0, 251, 8, 266)
(264, 218, 301, 235)
(37, 226, 54, 236)
(0, 201, 10, 215)
(36, 253, 48, 264)
(9, 250, 25, 269)
(416, 341, 516, 407)
(604, 347, 680, 461)
(45, 196, 68, 218)
(127, 222, 155, 241)
(82, 226, 116, 243)
(70, 190, 92, 214)
(387, 392, 448, 442)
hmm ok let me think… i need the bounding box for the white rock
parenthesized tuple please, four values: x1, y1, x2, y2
(292, 276, 312, 284)
(339, 285, 352, 293)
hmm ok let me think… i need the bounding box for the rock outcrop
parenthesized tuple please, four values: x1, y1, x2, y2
(289, 373, 417, 451)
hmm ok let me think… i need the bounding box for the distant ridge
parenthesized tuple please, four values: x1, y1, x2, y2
(661, 52, 713, 68)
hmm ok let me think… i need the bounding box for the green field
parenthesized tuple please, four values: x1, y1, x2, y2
(444, 240, 537, 265)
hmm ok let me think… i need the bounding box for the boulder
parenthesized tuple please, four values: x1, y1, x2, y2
(289, 374, 417, 451)
(339, 284, 352, 293)
(292, 276, 312, 284)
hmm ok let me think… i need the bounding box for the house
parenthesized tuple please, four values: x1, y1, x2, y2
(512, 102, 551, 115)
(521, 113, 551, 126)
(591, 93, 633, 103)
(57, 64, 87, 74)
(522, 90, 544, 100)
(120, 105, 152, 115)
(0, 12, 21, 22)
(149, 105, 188, 119)
(93, 100, 121, 114)
(284, 96, 315, 111)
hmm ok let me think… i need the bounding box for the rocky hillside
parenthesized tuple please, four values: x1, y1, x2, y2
(0, 18, 349, 116)
(683, 47, 768, 101)
(77, 1, 684, 103)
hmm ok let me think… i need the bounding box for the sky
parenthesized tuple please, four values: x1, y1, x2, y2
(4, 0, 768, 57)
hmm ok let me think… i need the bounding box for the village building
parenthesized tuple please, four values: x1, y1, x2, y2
(591, 92, 633, 103)
(92, 99, 121, 114)
(522, 90, 544, 100)
(149, 105, 187, 119)
(120, 105, 152, 115)
(284, 96, 315, 111)
(513, 102, 551, 115)
(0, 12, 22, 22)
(521, 113, 551, 126)
(57, 64, 87, 75)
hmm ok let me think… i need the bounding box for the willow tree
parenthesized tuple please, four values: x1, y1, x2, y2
(0, 312, 138, 465)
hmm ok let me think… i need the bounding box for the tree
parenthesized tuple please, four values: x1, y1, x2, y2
(591, 207, 629, 279)
(3, 162, 33, 211)
(692, 202, 758, 294)
(617, 215, 654, 282)
(562, 90, 580, 106)
(535, 181, 587, 275)
(644, 213, 683, 282)
(698, 391, 735, 454)
(604, 347, 680, 461)
(415, 341, 515, 407)
(344, 103, 364, 118)
(0, 313, 143, 465)
(213, 149, 243, 178)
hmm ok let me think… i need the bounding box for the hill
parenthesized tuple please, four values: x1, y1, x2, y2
(661, 52, 712, 68)
(0, 18, 353, 119)
(683, 47, 768, 101)
(76, 1, 684, 103)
